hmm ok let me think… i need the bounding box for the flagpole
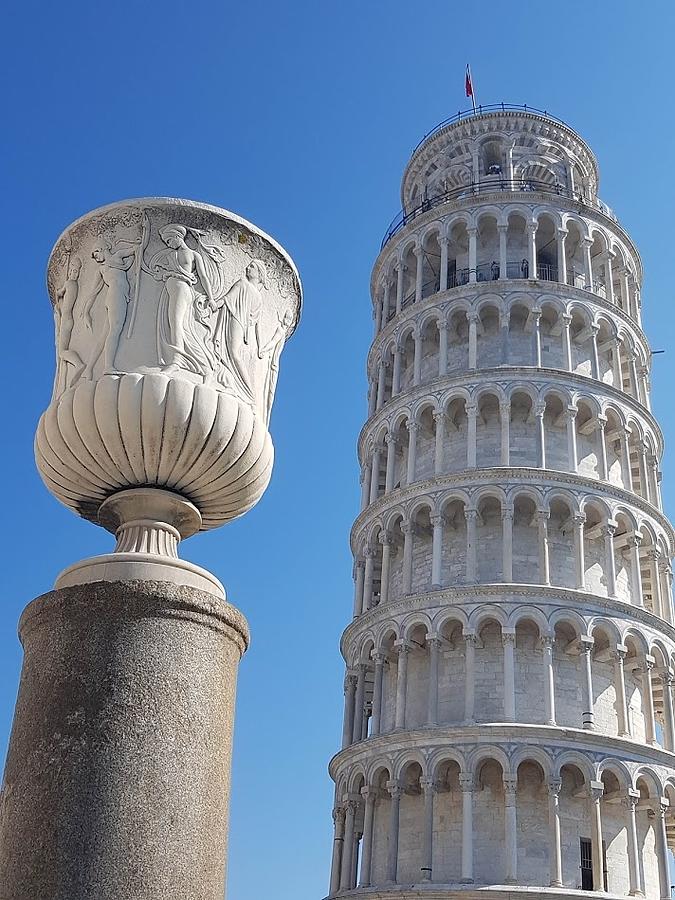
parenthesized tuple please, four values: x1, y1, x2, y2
(468, 64, 476, 112)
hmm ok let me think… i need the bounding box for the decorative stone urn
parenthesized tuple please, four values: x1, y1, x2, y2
(36, 198, 301, 594)
(0, 199, 301, 900)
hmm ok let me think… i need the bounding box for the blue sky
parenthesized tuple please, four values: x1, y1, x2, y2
(2, 2, 675, 897)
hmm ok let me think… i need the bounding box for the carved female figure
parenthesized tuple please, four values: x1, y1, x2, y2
(54, 255, 83, 392)
(259, 309, 293, 424)
(211, 260, 267, 404)
(149, 224, 220, 378)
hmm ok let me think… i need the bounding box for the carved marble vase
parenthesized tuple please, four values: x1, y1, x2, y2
(0, 199, 301, 900)
(36, 197, 301, 593)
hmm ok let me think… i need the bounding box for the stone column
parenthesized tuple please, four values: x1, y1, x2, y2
(581, 636, 595, 729)
(402, 521, 414, 594)
(459, 774, 474, 883)
(542, 635, 556, 725)
(339, 799, 358, 890)
(532, 308, 542, 367)
(466, 403, 478, 468)
(589, 782, 605, 891)
(406, 419, 418, 485)
(535, 401, 546, 468)
(394, 641, 410, 729)
(392, 346, 402, 395)
(439, 237, 449, 292)
(627, 534, 643, 606)
(438, 321, 448, 375)
(556, 228, 568, 284)
(413, 331, 422, 385)
(434, 411, 446, 475)
(468, 227, 477, 282)
(396, 260, 404, 314)
(384, 432, 397, 494)
(614, 645, 630, 737)
(498, 224, 508, 277)
(369, 445, 381, 504)
(358, 787, 377, 887)
(360, 466, 370, 511)
(420, 778, 435, 882)
(641, 655, 657, 745)
(376, 359, 388, 409)
(527, 221, 537, 276)
(427, 635, 441, 725)
(465, 508, 478, 582)
(623, 791, 642, 896)
(352, 664, 367, 743)
(566, 405, 578, 472)
(467, 312, 479, 369)
(464, 634, 476, 724)
(548, 779, 563, 887)
(500, 400, 511, 465)
(582, 237, 593, 289)
(329, 806, 346, 895)
(502, 509, 514, 582)
(353, 559, 365, 617)
(596, 415, 608, 480)
(562, 313, 573, 371)
(620, 430, 634, 490)
(612, 338, 624, 389)
(538, 510, 551, 585)
(603, 522, 618, 598)
(659, 669, 675, 751)
(649, 549, 663, 618)
(504, 775, 518, 883)
(655, 800, 671, 900)
(590, 324, 600, 380)
(604, 251, 615, 303)
(342, 672, 358, 748)
(381, 279, 390, 328)
(370, 651, 386, 736)
(500, 311, 509, 365)
(628, 352, 640, 399)
(574, 513, 586, 589)
(431, 515, 445, 588)
(386, 782, 402, 883)
(415, 246, 424, 302)
(379, 531, 392, 606)
(362, 548, 375, 614)
(503, 631, 516, 720)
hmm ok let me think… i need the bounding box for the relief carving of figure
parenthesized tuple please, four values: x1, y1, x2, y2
(81, 239, 139, 378)
(148, 224, 225, 378)
(54, 255, 84, 390)
(211, 260, 267, 404)
(259, 309, 293, 424)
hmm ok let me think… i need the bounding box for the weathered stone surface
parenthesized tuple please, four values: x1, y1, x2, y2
(0, 580, 248, 900)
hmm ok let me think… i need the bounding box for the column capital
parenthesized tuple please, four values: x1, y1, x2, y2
(332, 805, 346, 825)
(360, 785, 378, 802)
(659, 669, 675, 687)
(614, 643, 628, 661)
(499, 400, 511, 415)
(642, 653, 656, 671)
(501, 508, 514, 523)
(344, 672, 359, 691)
(378, 530, 393, 547)
(400, 520, 415, 536)
(566, 404, 578, 419)
(622, 788, 640, 811)
(406, 418, 419, 434)
(572, 513, 586, 527)
(432, 410, 447, 424)
(581, 237, 594, 248)
(414, 245, 424, 259)
(378, 358, 390, 371)
(647, 547, 662, 562)
(503, 774, 518, 796)
(502, 630, 516, 647)
(371, 649, 388, 665)
(562, 313, 573, 326)
(345, 797, 360, 817)
(437, 319, 448, 333)
(459, 773, 474, 793)
(465, 402, 478, 417)
(466, 225, 478, 237)
(426, 633, 442, 648)
(527, 220, 538, 233)
(537, 509, 550, 523)
(464, 507, 478, 522)
(656, 798, 670, 819)
(626, 533, 642, 549)
(420, 777, 436, 795)
(384, 431, 398, 447)
(386, 780, 403, 799)
(466, 310, 480, 324)
(602, 521, 617, 538)
(589, 781, 604, 802)
(556, 227, 569, 238)
(534, 401, 546, 417)
(394, 639, 412, 655)
(547, 778, 562, 797)
(430, 514, 447, 529)
(439, 235, 449, 247)
(580, 635, 595, 654)
(363, 547, 376, 560)
(497, 223, 508, 234)
(540, 634, 555, 651)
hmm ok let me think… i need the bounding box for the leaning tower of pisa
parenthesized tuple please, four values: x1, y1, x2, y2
(326, 105, 675, 900)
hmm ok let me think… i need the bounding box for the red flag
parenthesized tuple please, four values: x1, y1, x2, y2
(465, 65, 473, 98)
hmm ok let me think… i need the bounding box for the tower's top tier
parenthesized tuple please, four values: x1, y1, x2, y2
(401, 104, 599, 212)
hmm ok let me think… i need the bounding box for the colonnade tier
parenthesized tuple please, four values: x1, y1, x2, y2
(366, 287, 651, 414)
(359, 376, 662, 512)
(370, 197, 643, 332)
(329, 730, 674, 896)
(324, 109, 674, 900)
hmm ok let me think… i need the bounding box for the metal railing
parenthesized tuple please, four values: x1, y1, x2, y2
(412, 103, 570, 153)
(381, 177, 617, 249)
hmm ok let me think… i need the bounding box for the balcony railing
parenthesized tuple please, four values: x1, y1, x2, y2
(381, 177, 617, 249)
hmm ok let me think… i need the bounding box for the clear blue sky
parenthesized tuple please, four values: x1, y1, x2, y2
(2, 2, 675, 898)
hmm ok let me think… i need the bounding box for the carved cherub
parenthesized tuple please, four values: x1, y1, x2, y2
(55, 255, 84, 378)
